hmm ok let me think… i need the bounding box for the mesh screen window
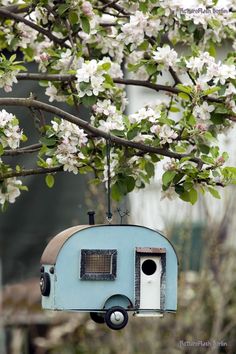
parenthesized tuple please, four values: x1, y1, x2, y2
(80, 249, 117, 280)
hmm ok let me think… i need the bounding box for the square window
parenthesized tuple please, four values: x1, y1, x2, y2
(80, 249, 117, 280)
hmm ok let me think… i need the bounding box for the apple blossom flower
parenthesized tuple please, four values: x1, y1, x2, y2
(0, 109, 23, 149)
(50, 119, 88, 174)
(193, 102, 215, 120)
(160, 186, 177, 201)
(45, 84, 67, 103)
(0, 178, 22, 205)
(163, 158, 177, 171)
(153, 45, 178, 69)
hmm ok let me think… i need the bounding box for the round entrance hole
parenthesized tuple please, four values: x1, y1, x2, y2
(142, 259, 157, 275)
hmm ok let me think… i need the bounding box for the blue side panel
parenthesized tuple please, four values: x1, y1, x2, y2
(51, 225, 177, 311)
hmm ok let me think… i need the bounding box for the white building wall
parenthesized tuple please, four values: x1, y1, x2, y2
(127, 46, 236, 237)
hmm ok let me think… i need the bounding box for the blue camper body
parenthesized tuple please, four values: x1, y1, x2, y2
(40, 224, 178, 330)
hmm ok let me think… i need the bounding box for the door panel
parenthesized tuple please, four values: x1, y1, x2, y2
(140, 256, 162, 309)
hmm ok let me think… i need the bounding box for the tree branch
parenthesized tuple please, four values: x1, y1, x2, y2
(0, 7, 67, 47)
(3, 143, 42, 156)
(16, 73, 224, 104)
(0, 166, 64, 179)
(0, 97, 202, 165)
(99, 0, 131, 15)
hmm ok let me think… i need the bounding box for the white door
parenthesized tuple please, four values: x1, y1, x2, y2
(140, 256, 162, 309)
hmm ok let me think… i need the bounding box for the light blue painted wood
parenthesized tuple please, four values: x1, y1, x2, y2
(41, 225, 178, 312)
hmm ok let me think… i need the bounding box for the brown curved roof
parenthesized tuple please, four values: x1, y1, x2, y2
(40, 225, 92, 265)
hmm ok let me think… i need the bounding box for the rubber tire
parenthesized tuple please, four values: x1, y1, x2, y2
(40, 272, 50, 296)
(105, 306, 128, 330)
(90, 312, 105, 324)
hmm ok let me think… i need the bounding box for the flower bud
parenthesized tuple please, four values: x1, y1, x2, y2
(81, 1, 93, 17)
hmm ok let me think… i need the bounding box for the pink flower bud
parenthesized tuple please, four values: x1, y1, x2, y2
(39, 53, 50, 62)
(4, 85, 12, 92)
(196, 123, 207, 131)
(216, 156, 225, 165)
(81, 1, 93, 17)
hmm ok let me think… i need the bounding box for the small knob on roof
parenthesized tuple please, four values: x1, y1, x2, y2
(87, 211, 95, 225)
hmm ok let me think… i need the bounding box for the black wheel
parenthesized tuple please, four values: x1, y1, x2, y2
(105, 306, 128, 330)
(40, 272, 50, 296)
(90, 312, 105, 324)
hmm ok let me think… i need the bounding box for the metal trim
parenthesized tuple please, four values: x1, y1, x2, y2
(40, 224, 178, 266)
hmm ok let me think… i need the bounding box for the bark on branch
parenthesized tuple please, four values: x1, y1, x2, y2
(16, 74, 224, 104)
(0, 7, 67, 47)
(0, 97, 202, 165)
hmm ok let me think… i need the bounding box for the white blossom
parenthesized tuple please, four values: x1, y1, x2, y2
(51, 119, 88, 175)
(0, 70, 18, 92)
(151, 124, 178, 145)
(45, 83, 67, 103)
(0, 109, 23, 149)
(160, 186, 177, 201)
(153, 45, 178, 69)
(193, 102, 215, 120)
(103, 151, 119, 183)
(0, 178, 22, 205)
(129, 107, 161, 124)
(163, 158, 177, 171)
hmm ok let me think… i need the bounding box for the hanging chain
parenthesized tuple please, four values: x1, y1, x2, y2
(106, 138, 113, 223)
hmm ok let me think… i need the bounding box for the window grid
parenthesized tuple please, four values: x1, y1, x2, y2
(84, 254, 112, 273)
(80, 249, 117, 280)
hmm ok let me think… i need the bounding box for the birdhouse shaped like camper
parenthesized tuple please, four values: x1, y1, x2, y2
(40, 224, 178, 330)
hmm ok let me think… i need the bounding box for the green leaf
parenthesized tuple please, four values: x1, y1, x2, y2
(208, 42, 216, 58)
(127, 127, 139, 140)
(201, 155, 215, 165)
(58, 4, 69, 15)
(180, 188, 198, 205)
(176, 84, 192, 94)
(198, 144, 210, 154)
(162, 171, 176, 187)
(69, 11, 78, 25)
(0, 144, 4, 156)
(178, 92, 190, 101)
(203, 87, 220, 95)
(189, 188, 198, 205)
(21, 134, 28, 142)
(188, 22, 197, 33)
(81, 16, 90, 34)
(145, 162, 155, 178)
(169, 106, 180, 112)
(138, 40, 149, 51)
(146, 63, 157, 76)
(126, 176, 135, 193)
(211, 113, 225, 125)
(208, 187, 221, 199)
(40, 137, 57, 146)
(111, 183, 122, 201)
(82, 95, 97, 107)
(45, 174, 54, 188)
(215, 106, 229, 114)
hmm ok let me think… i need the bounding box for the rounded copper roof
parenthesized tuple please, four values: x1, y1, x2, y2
(40, 225, 91, 265)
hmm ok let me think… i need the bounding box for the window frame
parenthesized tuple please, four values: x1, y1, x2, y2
(80, 249, 117, 280)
